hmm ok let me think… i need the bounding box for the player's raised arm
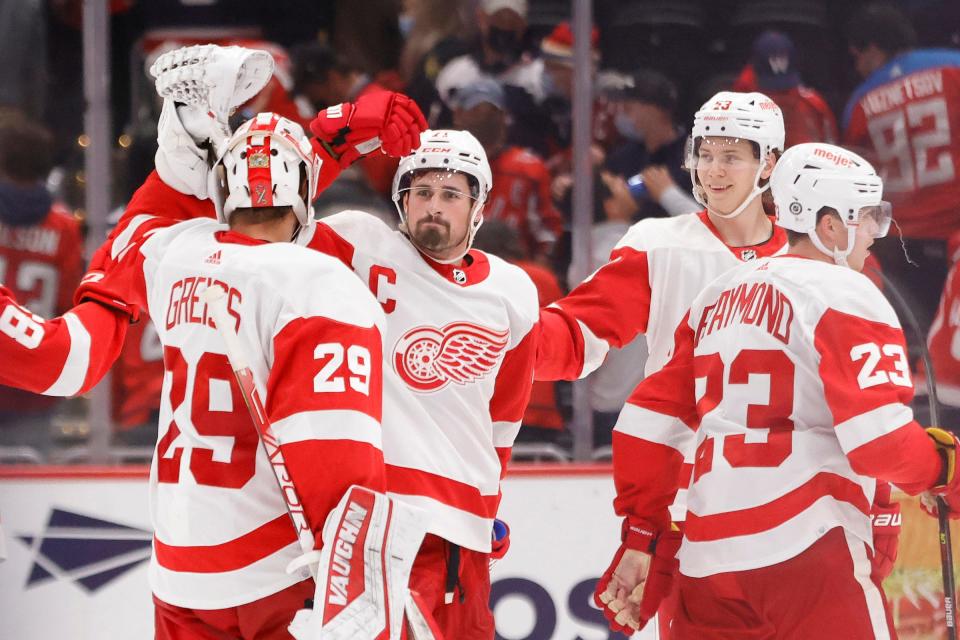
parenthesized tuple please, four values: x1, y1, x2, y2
(535, 241, 653, 381)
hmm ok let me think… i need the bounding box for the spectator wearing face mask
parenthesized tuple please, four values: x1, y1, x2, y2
(452, 78, 562, 263)
(602, 69, 697, 220)
(430, 1, 547, 134)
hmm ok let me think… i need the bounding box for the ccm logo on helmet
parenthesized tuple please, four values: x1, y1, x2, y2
(813, 147, 855, 168)
(420, 147, 452, 153)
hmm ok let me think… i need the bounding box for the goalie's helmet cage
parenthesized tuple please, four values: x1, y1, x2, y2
(391, 129, 493, 263)
(771, 142, 890, 266)
(214, 112, 321, 233)
(687, 91, 786, 219)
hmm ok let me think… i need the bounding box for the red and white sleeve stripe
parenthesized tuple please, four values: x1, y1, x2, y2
(266, 315, 386, 541)
(489, 326, 538, 476)
(613, 315, 699, 533)
(0, 287, 129, 396)
(814, 307, 941, 494)
(536, 246, 651, 381)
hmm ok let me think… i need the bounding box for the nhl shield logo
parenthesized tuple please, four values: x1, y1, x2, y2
(741, 249, 757, 261)
(393, 321, 509, 392)
(452, 269, 467, 284)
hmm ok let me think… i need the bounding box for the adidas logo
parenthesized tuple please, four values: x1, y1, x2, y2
(204, 250, 222, 265)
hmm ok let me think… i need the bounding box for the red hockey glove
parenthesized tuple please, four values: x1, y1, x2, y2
(309, 91, 427, 169)
(74, 270, 140, 322)
(594, 518, 661, 634)
(490, 519, 510, 561)
(920, 427, 960, 519)
(870, 482, 901, 582)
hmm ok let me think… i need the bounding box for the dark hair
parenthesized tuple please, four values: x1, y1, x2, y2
(290, 42, 357, 94)
(785, 207, 840, 245)
(0, 117, 54, 182)
(229, 206, 295, 226)
(847, 3, 916, 55)
(618, 68, 679, 117)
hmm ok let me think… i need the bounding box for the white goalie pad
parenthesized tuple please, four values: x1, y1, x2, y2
(288, 486, 431, 640)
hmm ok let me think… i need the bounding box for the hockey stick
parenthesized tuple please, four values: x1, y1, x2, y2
(871, 267, 957, 639)
(201, 284, 316, 575)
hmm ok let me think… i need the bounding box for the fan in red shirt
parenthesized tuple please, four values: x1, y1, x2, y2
(452, 78, 563, 264)
(733, 30, 838, 148)
(0, 117, 83, 455)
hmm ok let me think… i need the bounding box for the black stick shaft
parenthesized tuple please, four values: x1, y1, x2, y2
(871, 267, 955, 639)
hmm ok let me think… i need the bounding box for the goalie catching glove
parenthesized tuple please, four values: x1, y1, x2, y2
(309, 91, 428, 170)
(287, 485, 439, 640)
(594, 519, 681, 634)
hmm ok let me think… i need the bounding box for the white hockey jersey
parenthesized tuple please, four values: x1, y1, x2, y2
(537, 211, 787, 518)
(306, 210, 540, 552)
(615, 255, 942, 577)
(111, 217, 387, 608)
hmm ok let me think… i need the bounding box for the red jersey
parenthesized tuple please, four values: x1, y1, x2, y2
(0, 203, 83, 412)
(733, 67, 838, 148)
(842, 50, 960, 239)
(111, 317, 164, 429)
(925, 232, 960, 405)
(487, 147, 564, 260)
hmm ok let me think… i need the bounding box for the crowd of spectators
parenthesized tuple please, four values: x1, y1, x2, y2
(1, 0, 959, 462)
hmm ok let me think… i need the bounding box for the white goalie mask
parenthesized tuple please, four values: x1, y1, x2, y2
(212, 112, 322, 242)
(685, 91, 785, 219)
(772, 143, 891, 267)
(391, 129, 492, 264)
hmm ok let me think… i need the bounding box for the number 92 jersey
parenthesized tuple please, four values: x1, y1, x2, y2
(842, 49, 960, 239)
(615, 255, 941, 578)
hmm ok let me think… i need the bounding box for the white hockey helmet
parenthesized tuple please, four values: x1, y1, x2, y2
(686, 91, 785, 219)
(212, 112, 322, 240)
(391, 129, 493, 263)
(772, 142, 891, 267)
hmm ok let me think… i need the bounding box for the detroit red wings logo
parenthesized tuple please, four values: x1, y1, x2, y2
(393, 322, 510, 392)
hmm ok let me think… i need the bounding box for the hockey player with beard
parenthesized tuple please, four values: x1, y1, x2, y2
(0, 44, 538, 639)
(1, 103, 443, 637)
(596, 143, 960, 639)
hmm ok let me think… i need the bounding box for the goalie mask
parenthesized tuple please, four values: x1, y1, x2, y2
(772, 142, 891, 268)
(391, 129, 492, 264)
(212, 112, 322, 243)
(685, 91, 785, 219)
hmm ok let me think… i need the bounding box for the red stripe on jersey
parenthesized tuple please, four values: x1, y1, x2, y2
(496, 446, 511, 479)
(282, 439, 385, 542)
(267, 317, 383, 423)
(684, 471, 870, 542)
(309, 222, 356, 270)
(696, 212, 787, 259)
(385, 464, 499, 519)
(154, 514, 296, 573)
(554, 246, 652, 348)
(814, 307, 915, 426)
(489, 328, 537, 423)
(612, 431, 685, 534)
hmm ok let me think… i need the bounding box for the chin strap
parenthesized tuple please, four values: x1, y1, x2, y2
(809, 224, 857, 268)
(706, 162, 770, 220)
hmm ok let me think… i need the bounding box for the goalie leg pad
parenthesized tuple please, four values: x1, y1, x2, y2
(288, 486, 429, 640)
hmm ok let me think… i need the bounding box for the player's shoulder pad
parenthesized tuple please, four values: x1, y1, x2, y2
(125, 216, 216, 261)
(775, 258, 900, 328)
(614, 211, 713, 253)
(320, 209, 394, 243)
(254, 242, 385, 330)
(479, 251, 540, 334)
